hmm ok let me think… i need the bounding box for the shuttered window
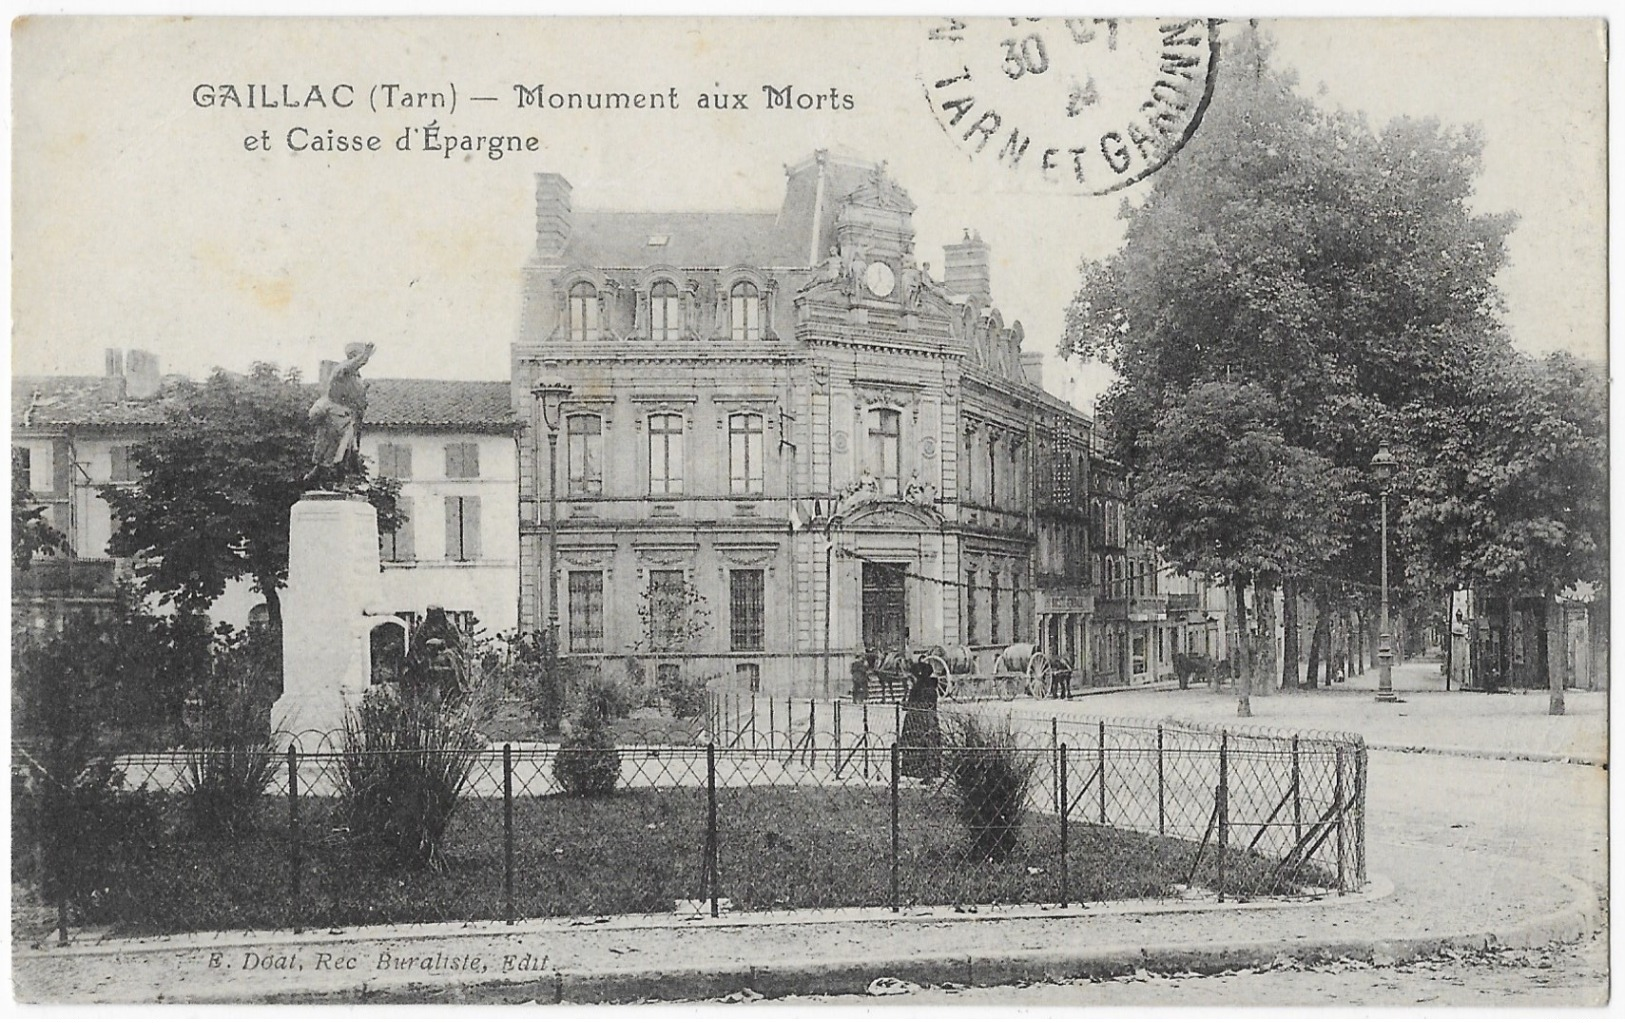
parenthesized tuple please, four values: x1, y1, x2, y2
(378, 442, 413, 479)
(444, 496, 481, 561)
(382, 496, 414, 562)
(445, 442, 480, 479)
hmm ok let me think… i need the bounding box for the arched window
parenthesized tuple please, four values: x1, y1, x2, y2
(566, 413, 602, 495)
(567, 281, 598, 342)
(866, 408, 901, 496)
(648, 413, 685, 495)
(728, 412, 765, 495)
(729, 281, 761, 342)
(650, 280, 681, 341)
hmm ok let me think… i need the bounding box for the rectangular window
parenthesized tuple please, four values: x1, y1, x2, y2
(382, 496, 415, 562)
(444, 496, 481, 561)
(990, 576, 1002, 646)
(108, 444, 136, 483)
(729, 413, 764, 494)
(445, 442, 480, 479)
(377, 442, 413, 479)
(1012, 572, 1024, 643)
(13, 447, 30, 493)
(648, 413, 684, 495)
(567, 415, 603, 495)
(729, 569, 765, 651)
(1132, 633, 1148, 676)
(568, 571, 605, 653)
(648, 569, 686, 651)
(16, 445, 50, 493)
(964, 568, 977, 645)
(866, 408, 901, 496)
(735, 663, 761, 693)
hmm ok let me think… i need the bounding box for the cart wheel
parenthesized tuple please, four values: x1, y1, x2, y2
(927, 656, 954, 701)
(1026, 652, 1051, 699)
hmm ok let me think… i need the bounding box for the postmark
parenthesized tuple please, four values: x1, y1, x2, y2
(920, 17, 1221, 195)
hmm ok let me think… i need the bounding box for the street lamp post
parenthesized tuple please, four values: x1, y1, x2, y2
(1371, 445, 1398, 703)
(534, 380, 573, 653)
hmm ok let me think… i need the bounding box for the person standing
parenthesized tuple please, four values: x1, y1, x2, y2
(899, 655, 942, 779)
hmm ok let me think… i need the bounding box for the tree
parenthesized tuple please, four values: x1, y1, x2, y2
(13, 450, 67, 570)
(1062, 24, 1519, 712)
(1399, 352, 1608, 713)
(1132, 382, 1350, 715)
(103, 364, 401, 631)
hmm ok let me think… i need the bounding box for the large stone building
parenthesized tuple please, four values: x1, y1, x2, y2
(512, 151, 1102, 694)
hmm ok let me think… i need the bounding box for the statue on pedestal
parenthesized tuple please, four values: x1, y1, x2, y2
(306, 342, 375, 486)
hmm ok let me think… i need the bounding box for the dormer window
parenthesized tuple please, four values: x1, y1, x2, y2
(729, 281, 761, 342)
(567, 281, 599, 342)
(651, 280, 682, 341)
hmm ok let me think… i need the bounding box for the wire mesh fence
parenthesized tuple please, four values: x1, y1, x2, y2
(13, 696, 1366, 943)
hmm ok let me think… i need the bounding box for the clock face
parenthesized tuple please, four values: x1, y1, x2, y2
(864, 261, 896, 297)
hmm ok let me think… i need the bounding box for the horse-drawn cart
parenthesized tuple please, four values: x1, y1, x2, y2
(922, 643, 1070, 701)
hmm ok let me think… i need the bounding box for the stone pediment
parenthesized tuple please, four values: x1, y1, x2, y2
(839, 497, 942, 530)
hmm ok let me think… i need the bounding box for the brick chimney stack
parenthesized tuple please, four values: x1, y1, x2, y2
(943, 229, 992, 305)
(125, 349, 161, 400)
(534, 173, 573, 261)
(101, 348, 127, 402)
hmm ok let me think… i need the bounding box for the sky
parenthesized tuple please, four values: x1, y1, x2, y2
(10, 17, 1607, 416)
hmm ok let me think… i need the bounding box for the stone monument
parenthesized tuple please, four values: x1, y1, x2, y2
(272, 343, 392, 737)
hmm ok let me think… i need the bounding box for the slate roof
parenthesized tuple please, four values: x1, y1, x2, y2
(12, 376, 518, 434)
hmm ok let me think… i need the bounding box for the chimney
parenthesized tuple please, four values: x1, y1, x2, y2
(943, 229, 991, 305)
(125, 349, 161, 400)
(100, 348, 127, 402)
(1020, 352, 1045, 386)
(534, 173, 573, 261)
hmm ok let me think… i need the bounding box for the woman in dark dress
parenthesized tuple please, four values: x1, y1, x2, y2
(898, 656, 943, 779)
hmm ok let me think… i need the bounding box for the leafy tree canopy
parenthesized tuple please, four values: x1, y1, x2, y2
(12, 450, 67, 571)
(103, 363, 402, 628)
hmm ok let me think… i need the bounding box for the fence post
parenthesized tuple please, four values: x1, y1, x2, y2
(1051, 717, 1060, 815)
(1058, 743, 1070, 909)
(808, 699, 817, 767)
(889, 744, 900, 913)
(834, 701, 843, 778)
(1097, 720, 1107, 826)
(707, 743, 720, 918)
(1291, 736, 1302, 846)
(1156, 725, 1165, 836)
(503, 744, 515, 924)
(1335, 746, 1347, 894)
(768, 695, 776, 755)
(1355, 744, 1368, 885)
(287, 743, 302, 933)
(750, 692, 758, 751)
(787, 696, 794, 754)
(862, 703, 872, 778)
(894, 702, 902, 745)
(1216, 732, 1228, 903)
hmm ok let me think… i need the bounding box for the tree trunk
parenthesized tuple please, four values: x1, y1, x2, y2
(260, 578, 283, 634)
(1305, 598, 1324, 690)
(1546, 590, 1565, 715)
(1281, 576, 1301, 690)
(1234, 577, 1253, 717)
(1256, 584, 1277, 695)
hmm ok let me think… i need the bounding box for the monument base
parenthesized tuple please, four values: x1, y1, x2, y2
(273, 493, 385, 738)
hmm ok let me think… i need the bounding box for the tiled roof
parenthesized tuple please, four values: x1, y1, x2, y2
(12, 376, 518, 434)
(12, 376, 172, 429)
(565, 210, 796, 268)
(366, 379, 519, 432)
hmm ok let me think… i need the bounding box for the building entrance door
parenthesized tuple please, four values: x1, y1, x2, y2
(861, 561, 908, 657)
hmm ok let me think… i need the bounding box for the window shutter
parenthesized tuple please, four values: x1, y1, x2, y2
(395, 496, 415, 561)
(445, 496, 461, 559)
(445, 444, 461, 478)
(463, 496, 481, 559)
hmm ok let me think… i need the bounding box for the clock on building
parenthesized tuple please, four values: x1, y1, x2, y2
(863, 261, 895, 298)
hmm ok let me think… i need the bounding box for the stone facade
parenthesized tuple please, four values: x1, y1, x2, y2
(513, 151, 1102, 695)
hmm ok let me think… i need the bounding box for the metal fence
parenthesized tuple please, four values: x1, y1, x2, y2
(13, 698, 1365, 944)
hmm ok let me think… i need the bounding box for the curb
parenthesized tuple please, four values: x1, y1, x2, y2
(1363, 743, 1607, 767)
(197, 866, 1601, 1005)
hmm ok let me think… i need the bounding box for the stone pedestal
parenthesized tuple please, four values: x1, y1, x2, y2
(273, 494, 385, 738)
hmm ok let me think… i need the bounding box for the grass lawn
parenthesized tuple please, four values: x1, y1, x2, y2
(57, 784, 1331, 938)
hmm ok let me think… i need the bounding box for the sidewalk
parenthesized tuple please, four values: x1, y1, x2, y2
(12, 836, 1598, 1004)
(1010, 661, 1607, 766)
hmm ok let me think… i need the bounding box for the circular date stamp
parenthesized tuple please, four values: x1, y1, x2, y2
(920, 17, 1221, 195)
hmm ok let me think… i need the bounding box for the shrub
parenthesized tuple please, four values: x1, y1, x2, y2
(944, 716, 1038, 864)
(17, 759, 162, 915)
(658, 669, 710, 720)
(554, 673, 623, 797)
(338, 687, 482, 870)
(179, 627, 279, 838)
